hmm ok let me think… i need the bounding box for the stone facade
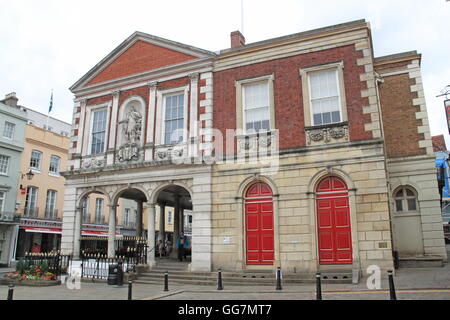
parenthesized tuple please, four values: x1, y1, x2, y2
(61, 20, 447, 278)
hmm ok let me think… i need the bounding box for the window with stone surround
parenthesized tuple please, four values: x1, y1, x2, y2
(235, 75, 275, 134)
(394, 187, 418, 213)
(300, 62, 347, 127)
(163, 93, 185, 145)
(300, 62, 349, 145)
(90, 108, 107, 155)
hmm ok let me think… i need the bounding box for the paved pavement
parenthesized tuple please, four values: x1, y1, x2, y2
(1, 245, 449, 300)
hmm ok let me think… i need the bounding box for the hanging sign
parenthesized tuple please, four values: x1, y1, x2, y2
(445, 99, 450, 134)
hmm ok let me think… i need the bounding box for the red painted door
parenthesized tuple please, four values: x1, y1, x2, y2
(245, 182, 274, 265)
(316, 176, 352, 265)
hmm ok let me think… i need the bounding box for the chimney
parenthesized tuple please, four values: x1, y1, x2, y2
(2, 92, 18, 108)
(230, 30, 245, 48)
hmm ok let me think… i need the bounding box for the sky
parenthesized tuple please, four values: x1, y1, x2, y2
(1, 0, 450, 145)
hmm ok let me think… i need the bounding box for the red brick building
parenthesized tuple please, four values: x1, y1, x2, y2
(61, 20, 447, 280)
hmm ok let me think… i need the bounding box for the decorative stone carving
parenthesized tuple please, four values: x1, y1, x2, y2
(305, 123, 349, 145)
(118, 107, 143, 162)
(82, 157, 105, 169)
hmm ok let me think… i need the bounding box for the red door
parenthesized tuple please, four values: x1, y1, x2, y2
(316, 176, 352, 265)
(245, 182, 274, 265)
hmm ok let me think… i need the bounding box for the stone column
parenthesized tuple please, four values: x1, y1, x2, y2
(147, 203, 156, 267)
(158, 203, 166, 242)
(107, 205, 117, 258)
(171, 196, 180, 259)
(73, 206, 82, 260)
(136, 200, 143, 238)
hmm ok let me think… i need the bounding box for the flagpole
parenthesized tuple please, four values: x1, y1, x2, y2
(46, 89, 53, 130)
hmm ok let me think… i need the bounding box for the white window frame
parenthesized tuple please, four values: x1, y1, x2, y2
(242, 80, 271, 134)
(300, 61, 348, 127)
(29, 150, 42, 171)
(162, 92, 186, 145)
(3, 121, 15, 139)
(95, 198, 104, 224)
(155, 86, 189, 145)
(0, 191, 5, 212)
(45, 190, 57, 218)
(394, 187, 419, 213)
(235, 74, 275, 134)
(49, 155, 60, 175)
(82, 103, 110, 157)
(25, 186, 38, 217)
(89, 108, 108, 155)
(81, 198, 89, 223)
(0, 155, 9, 175)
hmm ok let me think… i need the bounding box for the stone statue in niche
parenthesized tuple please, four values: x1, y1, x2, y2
(118, 106, 142, 162)
(124, 106, 142, 144)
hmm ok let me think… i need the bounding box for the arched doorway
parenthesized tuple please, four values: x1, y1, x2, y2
(244, 182, 274, 265)
(153, 185, 192, 263)
(316, 176, 352, 265)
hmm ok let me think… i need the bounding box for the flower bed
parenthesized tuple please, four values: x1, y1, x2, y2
(1, 259, 61, 286)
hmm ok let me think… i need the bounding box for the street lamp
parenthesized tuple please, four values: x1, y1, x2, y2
(21, 169, 34, 180)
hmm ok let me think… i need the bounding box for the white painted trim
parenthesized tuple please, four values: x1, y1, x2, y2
(156, 86, 189, 145)
(84, 103, 111, 156)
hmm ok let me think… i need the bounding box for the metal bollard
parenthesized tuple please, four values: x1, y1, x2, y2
(128, 280, 133, 300)
(7, 284, 14, 300)
(217, 269, 224, 290)
(387, 270, 397, 300)
(164, 271, 169, 292)
(316, 273, 322, 300)
(276, 267, 282, 290)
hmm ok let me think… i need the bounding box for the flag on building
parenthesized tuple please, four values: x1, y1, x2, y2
(48, 90, 53, 113)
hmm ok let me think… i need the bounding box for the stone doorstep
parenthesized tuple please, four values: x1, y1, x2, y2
(398, 256, 446, 268)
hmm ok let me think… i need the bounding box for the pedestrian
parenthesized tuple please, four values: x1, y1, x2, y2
(165, 239, 172, 257)
(31, 242, 41, 253)
(158, 239, 165, 258)
(176, 232, 189, 261)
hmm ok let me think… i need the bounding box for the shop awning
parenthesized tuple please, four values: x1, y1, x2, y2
(20, 226, 122, 238)
(82, 230, 122, 237)
(21, 226, 62, 234)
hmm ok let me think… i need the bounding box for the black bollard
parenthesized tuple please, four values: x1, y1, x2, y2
(117, 261, 124, 286)
(387, 270, 397, 300)
(276, 267, 282, 290)
(316, 273, 322, 300)
(128, 280, 133, 300)
(7, 284, 14, 300)
(217, 269, 224, 290)
(164, 271, 169, 292)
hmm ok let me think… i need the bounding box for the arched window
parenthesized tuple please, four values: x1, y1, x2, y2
(394, 187, 418, 212)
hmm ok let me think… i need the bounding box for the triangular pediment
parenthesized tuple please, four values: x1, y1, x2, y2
(71, 32, 215, 92)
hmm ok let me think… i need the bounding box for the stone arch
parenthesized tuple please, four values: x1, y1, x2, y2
(149, 180, 194, 205)
(307, 167, 355, 194)
(236, 174, 279, 199)
(306, 167, 360, 271)
(111, 184, 150, 206)
(235, 174, 280, 269)
(76, 187, 111, 208)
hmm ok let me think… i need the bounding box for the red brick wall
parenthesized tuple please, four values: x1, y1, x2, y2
(213, 45, 372, 154)
(378, 73, 426, 158)
(87, 40, 197, 85)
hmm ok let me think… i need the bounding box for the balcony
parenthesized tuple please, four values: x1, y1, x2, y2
(23, 207, 39, 218)
(44, 209, 59, 220)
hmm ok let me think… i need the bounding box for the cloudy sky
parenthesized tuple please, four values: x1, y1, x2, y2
(1, 0, 449, 144)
